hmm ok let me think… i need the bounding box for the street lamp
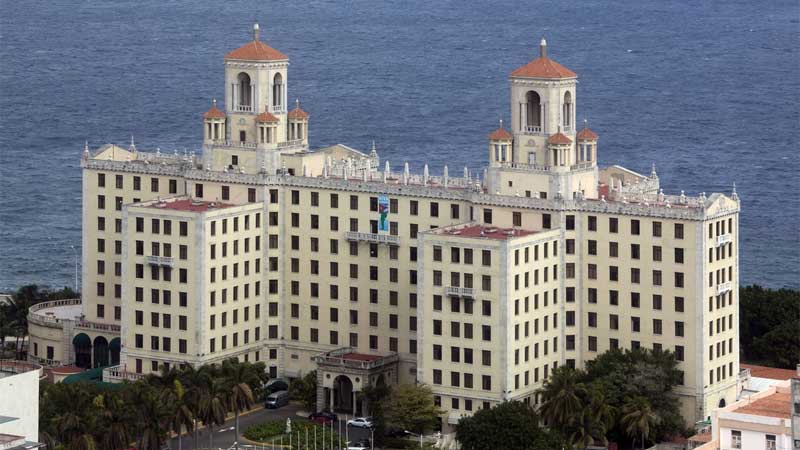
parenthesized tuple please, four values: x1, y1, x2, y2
(70, 245, 79, 292)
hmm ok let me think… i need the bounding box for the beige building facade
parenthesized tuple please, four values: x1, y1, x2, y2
(28, 24, 741, 433)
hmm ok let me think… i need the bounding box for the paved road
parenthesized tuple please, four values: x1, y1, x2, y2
(167, 405, 373, 450)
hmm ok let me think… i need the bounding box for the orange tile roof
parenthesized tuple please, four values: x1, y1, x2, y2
(547, 132, 572, 145)
(203, 105, 226, 119)
(733, 392, 790, 419)
(511, 56, 576, 79)
(489, 127, 513, 140)
(225, 40, 288, 61)
(288, 106, 309, 119)
(577, 126, 598, 140)
(741, 364, 798, 380)
(256, 111, 279, 123)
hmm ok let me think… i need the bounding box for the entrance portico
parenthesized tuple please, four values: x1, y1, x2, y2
(312, 347, 399, 415)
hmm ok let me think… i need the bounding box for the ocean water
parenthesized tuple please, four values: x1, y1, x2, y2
(0, 0, 798, 291)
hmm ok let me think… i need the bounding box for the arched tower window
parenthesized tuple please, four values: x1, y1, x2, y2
(563, 91, 572, 129)
(237, 72, 252, 111)
(525, 91, 542, 132)
(273, 73, 283, 108)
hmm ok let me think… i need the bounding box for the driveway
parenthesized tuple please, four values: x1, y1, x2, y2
(167, 405, 375, 450)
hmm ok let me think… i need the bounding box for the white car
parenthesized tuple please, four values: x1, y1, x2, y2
(346, 417, 374, 428)
(346, 443, 371, 450)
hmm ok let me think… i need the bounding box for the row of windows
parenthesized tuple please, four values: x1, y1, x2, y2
(134, 310, 189, 329)
(135, 265, 188, 283)
(432, 320, 493, 341)
(512, 292, 560, 315)
(277, 326, 417, 353)
(573, 289, 685, 312)
(510, 339, 560, 364)
(709, 218, 734, 239)
(709, 266, 734, 286)
(709, 338, 734, 361)
(209, 328, 260, 352)
(587, 264, 685, 287)
(568, 240, 685, 263)
(209, 259, 261, 282)
(432, 370, 494, 391)
(210, 283, 261, 306)
(709, 291, 734, 312)
(268, 291, 417, 314)
(134, 217, 189, 236)
(94, 304, 121, 320)
(709, 314, 735, 337)
(134, 334, 188, 353)
(285, 276, 418, 299)
(209, 214, 261, 235)
(569, 215, 686, 239)
(289, 305, 408, 328)
(709, 242, 733, 262)
(134, 288, 190, 306)
(210, 237, 261, 259)
(709, 361, 735, 386)
(566, 314, 686, 337)
(98, 173, 178, 194)
(210, 306, 259, 328)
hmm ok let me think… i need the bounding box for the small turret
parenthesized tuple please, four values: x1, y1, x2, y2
(203, 98, 226, 145)
(488, 119, 513, 167)
(287, 99, 309, 146)
(576, 119, 598, 165)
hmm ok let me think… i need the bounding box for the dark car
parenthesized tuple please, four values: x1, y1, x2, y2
(384, 427, 411, 438)
(309, 410, 338, 425)
(264, 378, 289, 394)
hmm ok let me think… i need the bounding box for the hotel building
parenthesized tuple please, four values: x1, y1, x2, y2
(28, 24, 741, 433)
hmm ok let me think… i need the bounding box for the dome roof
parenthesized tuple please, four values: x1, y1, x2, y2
(203, 105, 226, 119)
(288, 103, 309, 119)
(256, 111, 280, 123)
(547, 132, 572, 145)
(225, 40, 288, 61)
(577, 126, 598, 140)
(511, 39, 576, 79)
(488, 124, 513, 141)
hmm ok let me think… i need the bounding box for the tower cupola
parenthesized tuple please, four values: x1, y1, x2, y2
(488, 119, 513, 167)
(287, 99, 309, 146)
(203, 98, 226, 145)
(576, 120, 598, 166)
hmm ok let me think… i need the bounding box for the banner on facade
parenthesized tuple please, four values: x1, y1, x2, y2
(378, 195, 390, 233)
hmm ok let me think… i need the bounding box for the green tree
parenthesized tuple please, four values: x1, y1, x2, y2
(222, 359, 258, 448)
(167, 379, 194, 450)
(198, 378, 228, 449)
(620, 396, 659, 450)
(456, 401, 566, 450)
(383, 384, 443, 435)
(740, 285, 800, 368)
(130, 383, 171, 450)
(289, 370, 318, 412)
(361, 382, 391, 447)
(98, 393, 134, 450)
(536, 365, 587, 429)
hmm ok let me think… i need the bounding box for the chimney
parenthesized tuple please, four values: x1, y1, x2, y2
(540, 38, 547, 58)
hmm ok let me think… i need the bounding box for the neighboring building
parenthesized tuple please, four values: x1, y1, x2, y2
(692, 378, 794, 450)
(0, 360, 44, 447)
(792, 366, 800, 450)
(28, 24, 742, 434)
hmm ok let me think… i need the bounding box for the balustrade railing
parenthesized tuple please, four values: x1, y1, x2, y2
(716, 234, 732, 246)
(500, 162, 551, 172)
(75, 320, 121, 333)
(446, 286, 475, 298)
(146, 255, 174, 267)
(103, 364, 146, 383)
(270, 104, 285, 113)
(311, 347, 400, 371)
(345, 231, 400, 245)
(522, 125, 542, 134)
(234, 104, 253, 112)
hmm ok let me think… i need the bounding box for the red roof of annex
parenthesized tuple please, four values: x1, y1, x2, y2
(547, 132, 572, 145)
(577, 126, 598, 140)
(288, 102, 309, 119)
(511, 39, 576, 79)
(225, 24, 288, 61)
(203, 103, 225, 119)
(256, 111, 280, 123)
(488, 122, 513, 140)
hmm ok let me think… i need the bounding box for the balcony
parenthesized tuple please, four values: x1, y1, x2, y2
(345, 231, 400, 245)
(103, 364, 146, 383)
(446, 286, 475, 298)
(522, 125, 542, 134)
(716, 234, 732, 246)
(234, 104, 253, 113)
(270, 104, 285, 114)
(146, 255, 174, 268)
(716, 281, 732, 295)
(75, 320, 121, 333)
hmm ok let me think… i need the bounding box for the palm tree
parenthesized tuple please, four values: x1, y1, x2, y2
(620, 396, 659, 450)
(536, 366, 587, 429)
(131, 383, 171, 450)
(569, 409, 608, 449)
(179, 364, 209, 450)
(98, 393, 134, 450)
(168, 379, 195, 450)
(198, 378, 228, 449)
(222, 360, 257, 448)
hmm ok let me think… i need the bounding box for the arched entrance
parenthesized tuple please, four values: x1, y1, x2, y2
(333, 375, 354, 414)
(109, 338, 121, 365)
(93, 336, 109, 368)
(73, 333, 91, 369)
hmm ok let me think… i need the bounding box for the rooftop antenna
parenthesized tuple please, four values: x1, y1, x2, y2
(129, 135, 136, 152)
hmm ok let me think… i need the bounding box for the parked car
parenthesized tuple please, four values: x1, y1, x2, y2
(264, 378, 289, 394)
(345, 440, 372, 450)
(308, 410, 338, 425)
(384, 427, 411, 438)
(346, 417, 374, 428)
(265, 390, 290, 409)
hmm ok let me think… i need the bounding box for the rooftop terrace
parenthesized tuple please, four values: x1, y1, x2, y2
(430, 223, 538, 240)
(141, 197, 234, 212)
(732, 391, 791, 419)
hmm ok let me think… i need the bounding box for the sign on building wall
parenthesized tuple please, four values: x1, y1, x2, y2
(378, 195, 390, 233)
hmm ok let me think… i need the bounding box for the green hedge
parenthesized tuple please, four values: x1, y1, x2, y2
(244, 420, 346, 450)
